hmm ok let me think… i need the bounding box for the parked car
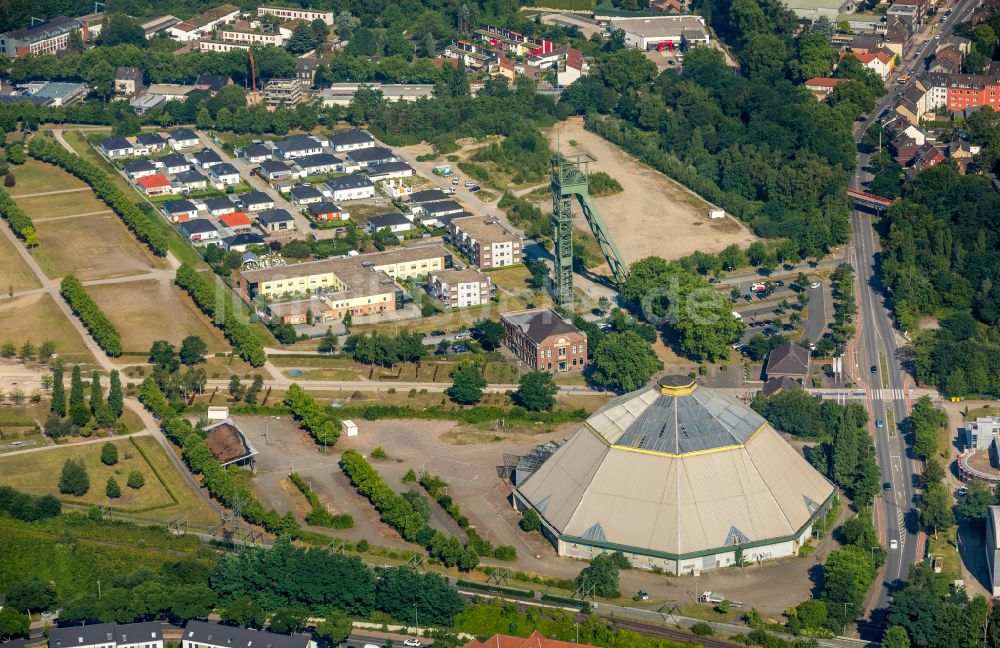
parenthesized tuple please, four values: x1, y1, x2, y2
(890, 539, 898, 550)
(453, 344, 469, 353)
(404, 640, 422, 647)
(470, 185, 481, 192)
(464, 180, 475, 187)
(452, 177, 460, 185)
(957, 487, 969, 497)
(810, 281, 821, 289)
(454, 331, 471, 340)
(430, 330, 446, 337)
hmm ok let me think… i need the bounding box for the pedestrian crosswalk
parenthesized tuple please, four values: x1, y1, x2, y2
(874, 388, 907, 401)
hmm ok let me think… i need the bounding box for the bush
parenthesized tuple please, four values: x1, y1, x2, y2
(691, 623, 714, 636)
(126, 470, 145, 489)
(493, 545, 517, 561)
(100, 441, 118, 466)
(283, 384, 339, 447)
(58, 458, 89, 496)
(105, 476, 121, 499)
(289, 472, 354, 530)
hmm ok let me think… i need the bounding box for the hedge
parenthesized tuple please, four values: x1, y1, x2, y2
(60, 274, 122, 356)
(284, 384, 340, 447)
(456, 579, 534, 598)
(540, 593, 586, 607)
(174, 264, 266, 366)
(340, 449, 480, 571)
(138, 377, 298, 537)
(0, 185, 36, 242)
(27, 136, 169, 256)
(337, 403, 588, 425)
(288, 471, 353, 530)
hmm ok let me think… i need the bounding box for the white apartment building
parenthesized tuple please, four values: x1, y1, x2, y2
(49, 622, 163, 648)
(257, 6, 334, 25)
(429, 267, 492, 308)
(182, 621, 314, 648)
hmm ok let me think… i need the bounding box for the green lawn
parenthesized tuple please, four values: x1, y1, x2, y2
(9, 159, 86, 195)
(16, 191, 108, 220)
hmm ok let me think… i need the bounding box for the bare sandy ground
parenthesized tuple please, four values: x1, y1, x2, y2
(545, 118, 758, 265)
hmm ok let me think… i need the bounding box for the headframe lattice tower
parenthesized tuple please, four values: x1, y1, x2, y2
(550, 153, 629, 307)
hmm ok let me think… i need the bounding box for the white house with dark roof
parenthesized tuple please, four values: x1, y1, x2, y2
(162, 199, 201, 223)
(203, 196, 238, 217)
(257, 208, 296, 233)
(181, 621, 313, 648)
(238, 142, 274, 163)
(167, 128, 200, 150)
(49, 622, 163, 648)
(192, 149, 224, 169)
(180, 218, 220, 242)
(296, 153, 342, 176)
(160, 153, 192, 174)
(124, 159, 162, 180)
(135, 132, 167, 152)
(175, 169, 209, 191)
(347, 146, 398, 168)
(209, 162, 241, 186)
(259, 160, 297, 182)
(366, 212, 412, 234)
(101, 136, 136, 158)
(289, 185, 325, 205)
(325, 174, 375, 201)
(367, 161, 414, 182)
(238, 191, 275, 212)
(273, 134, 324, 160)
(327, 128, 375, 152)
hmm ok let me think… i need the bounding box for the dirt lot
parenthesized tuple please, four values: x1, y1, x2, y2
(543, 118, 757, 265)
(0, 232, 41, 293)
(87, 279, 231, 354)
(32, 212, 166, 281)
(0, 293, 96, 364)
(15, 191, 108, 221)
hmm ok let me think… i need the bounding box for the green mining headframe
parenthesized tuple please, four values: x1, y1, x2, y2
(550, 153, 629, 308)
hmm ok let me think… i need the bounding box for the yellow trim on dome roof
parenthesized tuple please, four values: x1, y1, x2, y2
(659, 379, 697, 395)
(584, 419, 769, 458)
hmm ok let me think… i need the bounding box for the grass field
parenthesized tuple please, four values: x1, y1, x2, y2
(0, 231, 41, 293)
(88, 279, 232, 355)
(16, 191, 109, 221)
(9, 159, 86, 195)
(32, 212, 164, 281)
(0, 435, 218, 525)
(0, 293, 96, 364)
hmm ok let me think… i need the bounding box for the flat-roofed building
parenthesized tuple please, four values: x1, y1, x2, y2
(234, 243, 452, 301)
(257, 6, 334, 25)
(1, 16, 85, 57)
(263, 78, 303, 106)
(221, 25, 285, 47)
(167, 3, 240, 41)
(449, 215, 522, 269)
(608, 15, 711, 51)
(429, 267, 492, 308)
(319, 83, 435, 106)
(501, 308, 587, 373)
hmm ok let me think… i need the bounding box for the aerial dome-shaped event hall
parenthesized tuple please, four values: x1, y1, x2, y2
(512, 376, 836, 574)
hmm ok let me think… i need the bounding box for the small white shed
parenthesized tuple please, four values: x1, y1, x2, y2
(207, 406, 229, 421)
(708, 209, 724, 219)
(342, 419, 358, 437)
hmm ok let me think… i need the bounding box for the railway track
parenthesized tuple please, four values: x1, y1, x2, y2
(611, 618, 744, 648)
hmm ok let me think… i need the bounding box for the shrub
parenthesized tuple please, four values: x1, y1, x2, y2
(493, 545, 517, 561)
(126, 470, 145, 489)
(691, 623, 714, 636)
(58, 458, 89, 496)
(105, 476, 121, 498)
(100, 441, 118, 466)
(371, 446, 387, 459)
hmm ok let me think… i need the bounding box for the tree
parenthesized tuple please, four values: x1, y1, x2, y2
(515, 371, 558, 411)
(228, 375, 243, 398)
(520, 507, 541, 532)
(334, 11, 354, 39)
(51, 362, 66, 416)
(127, 470, 145, 490)
(4, 578, 55, 614)
(472, 318, 505, 350)
(58, 458, 89, 496)
(100, 441, 119, 466)
(921, 483, 955, 536)
(180, 336, 207, 365)
(220, 596, 265, 629)
(90, 370, 102, 414)
(106, 476, 121, 499)
(449, 362, 486, 404)
(959, 478, 993, 525)
(311, 18, 329, 45)
(315, 611, 352, 647)
(287, 23, 320, 55)
(882, 626, 910, 648)
(589, 331, 663, 392)
(17, 341, 33, 363)
(108, 370, 123, 419)
(149, 340, 180, 372)
(318, 327, 339, 354)
(99, 13, 145, 48)
(576, 553, 624, 598)
(169, 584, 217, 621)
(70, 364, 85, 407)
(0, 607, 29, 641)
(268, 607, 308, 634)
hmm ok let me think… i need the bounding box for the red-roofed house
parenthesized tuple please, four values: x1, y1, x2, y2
(843, 48, 895, 80)
(136, 173, 176, 196)
(464, 632, 598, 648)
(804, 77, 849, 98)
(220, 211, 253, 232)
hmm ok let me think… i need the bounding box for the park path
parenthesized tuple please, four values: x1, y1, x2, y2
(11, 187, 90, 199)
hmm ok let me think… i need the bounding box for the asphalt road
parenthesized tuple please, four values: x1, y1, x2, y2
(847, 0, 979, 630)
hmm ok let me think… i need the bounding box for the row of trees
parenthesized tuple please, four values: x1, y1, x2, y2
(813, 514, 883, 631)
(50, 363, 124, 430)
(283, 384, 340, 448)
(0, 485, 61, 522)
(28, 135, 168, 256)
(174, 265, 266, 366)
(340, 449, 480, 571)
(346, 330, 428, 367)
(59, 275, 122, 357)
(138, 378, 299, 537)
(0, 184, 36, 245)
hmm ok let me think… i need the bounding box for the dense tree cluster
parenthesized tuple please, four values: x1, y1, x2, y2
(887, 562, 990, 648)
(751, 388, 853, 439)
(620, 256, 744, 361)
(569, 40, 855, 258)
(813, 514, 882, 630)
(139, 378, 299, 537)
(878, 163, 1000, 397)
(58, 458, 90, 496)
(210, 537, 464, 625)
(345, 331, 427, 367)
(910, 396, 946, 461)
(28, 136, 169, 256)
(576, 552, 629, 599)
(449, 362, 487, 405)
(0, 486, 62, 522)
(60, 275, 122, 357)
(514, 371, 558, 411)
(283, 384, 340, 448)
(174, 265, 265, 366)
(340, 449, 480, 571)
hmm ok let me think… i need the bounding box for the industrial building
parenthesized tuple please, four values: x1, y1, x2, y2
(512, 376, 836, 573)
(607, 15, 710, 51)
(987, 506, 1000, 596)
(0, 16, 85, 58)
